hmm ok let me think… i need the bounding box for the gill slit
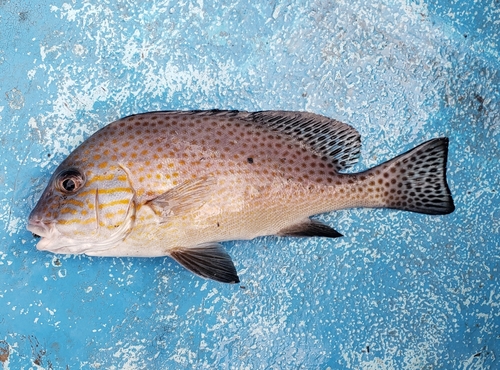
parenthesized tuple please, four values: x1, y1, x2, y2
(94, 186, 100, 233)
(118, 161, 138, 227)
(117, 162, 138, 203)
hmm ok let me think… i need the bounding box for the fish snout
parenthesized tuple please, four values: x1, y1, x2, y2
(27, 218, 63, 252)
(27, 218, 51, 239)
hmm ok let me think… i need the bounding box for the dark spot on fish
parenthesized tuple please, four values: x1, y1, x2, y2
(240, 286, 246, 289)
(217, 222, 220, 227)
(47, 153, 51, 158)
(247, 157, 254, 164)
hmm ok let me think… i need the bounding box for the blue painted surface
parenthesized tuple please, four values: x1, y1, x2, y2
(0, 0, 499, 368)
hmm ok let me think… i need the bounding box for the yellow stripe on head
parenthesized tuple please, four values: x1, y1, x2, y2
(60, 208, 78, 215)
(79, 187, 133, 197)
(66, 199, 85, 207)
(58, 217, 97, 225)
(85, 173, 117, 186)
(98, 199, 131, 209)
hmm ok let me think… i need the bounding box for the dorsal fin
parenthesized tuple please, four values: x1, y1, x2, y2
(248, 111, 361, 172)
(133, 110, 362, 172)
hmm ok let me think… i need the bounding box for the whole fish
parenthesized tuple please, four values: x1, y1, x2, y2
(27, 110, 454, 283)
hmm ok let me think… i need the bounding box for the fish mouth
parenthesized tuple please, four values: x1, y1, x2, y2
(27, 219, 65, 252)
(27, 220, 49, 238)
(27, 221, 84, 254)
(27, 220, 90, 254)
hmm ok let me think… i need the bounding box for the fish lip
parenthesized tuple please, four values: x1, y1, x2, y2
(26, 219, 62, 251)
(27, 219, 50, 238)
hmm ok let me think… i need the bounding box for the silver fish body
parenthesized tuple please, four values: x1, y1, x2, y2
(27, 110, 454, 283)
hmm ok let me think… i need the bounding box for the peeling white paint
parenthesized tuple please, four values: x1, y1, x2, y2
(0, 0, 499, 368)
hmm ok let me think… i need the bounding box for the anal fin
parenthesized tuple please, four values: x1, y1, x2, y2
(170, 243, 240, 284)
(278, 219, 343, 238)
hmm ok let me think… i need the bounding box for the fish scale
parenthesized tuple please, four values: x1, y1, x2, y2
(28, 110, 454, 283)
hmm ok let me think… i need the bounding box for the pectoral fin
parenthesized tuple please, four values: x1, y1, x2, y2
(146, 177, 215, 223)
(170, 243, 240, 284)
(278, 219, 343, 238)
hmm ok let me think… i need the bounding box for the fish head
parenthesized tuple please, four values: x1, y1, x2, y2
(27, 145, 136, 255)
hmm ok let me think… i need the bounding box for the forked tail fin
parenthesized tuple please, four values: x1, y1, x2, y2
(365, 138, 455, 215)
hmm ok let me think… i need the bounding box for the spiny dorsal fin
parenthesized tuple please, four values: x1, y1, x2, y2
(248, 111, 361, 172)
(149, 110, 361, 172)
(170, 243, 240, 284)
(278, 219, 343, 238)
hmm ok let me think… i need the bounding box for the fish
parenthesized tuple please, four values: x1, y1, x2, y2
(27, 110, 455, 283)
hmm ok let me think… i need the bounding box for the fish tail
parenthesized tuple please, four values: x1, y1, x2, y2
(364, 138, 455, 215)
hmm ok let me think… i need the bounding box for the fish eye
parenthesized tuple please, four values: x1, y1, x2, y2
(56, 168, 85, 194)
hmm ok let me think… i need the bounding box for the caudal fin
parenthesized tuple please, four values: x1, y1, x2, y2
(367, 138, 455, 215)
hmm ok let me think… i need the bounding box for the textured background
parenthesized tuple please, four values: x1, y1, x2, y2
(1, 0, 499, 368)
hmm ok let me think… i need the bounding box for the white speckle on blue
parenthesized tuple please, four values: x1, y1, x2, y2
(0, 0, 499, 368)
